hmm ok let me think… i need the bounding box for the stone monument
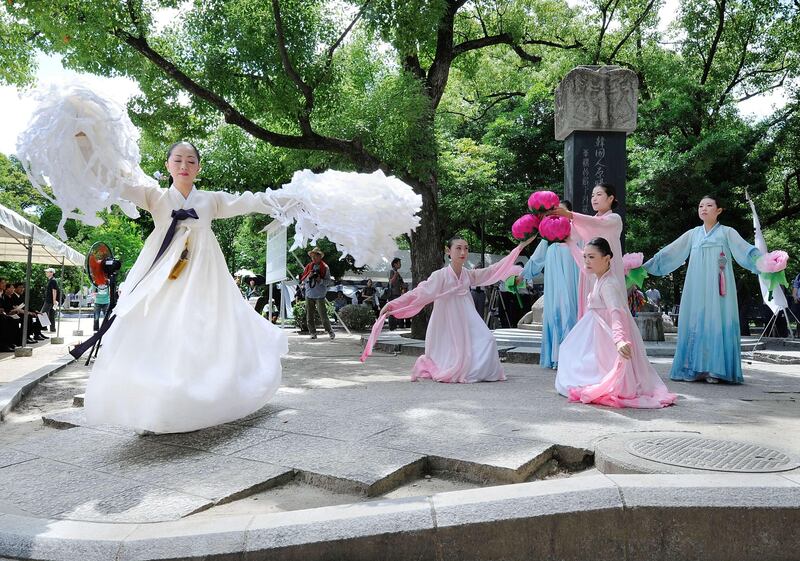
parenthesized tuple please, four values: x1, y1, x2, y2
(555, 65, 638, 219)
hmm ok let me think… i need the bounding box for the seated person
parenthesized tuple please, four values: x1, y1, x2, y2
(333, 291, 349, 313)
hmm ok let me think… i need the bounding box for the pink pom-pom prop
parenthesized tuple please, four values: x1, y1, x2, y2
(528, 190, 560, 213)
(622, 252, 644, 275)
(511, 213, 540, 239)
(538, 215, 571, 242)
(756, 250, 789, 273)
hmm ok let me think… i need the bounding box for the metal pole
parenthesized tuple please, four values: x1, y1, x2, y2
(56, 258, 65, 338)
(278, 281, 286, 327)
(74, 265, 85, 336)
(16, 226, 34, 356)
(268, 283, 274, 320)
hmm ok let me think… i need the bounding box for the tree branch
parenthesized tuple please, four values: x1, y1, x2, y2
(607, 0, 656, 62)
(594, 0, 621, 64)
(452, 33, 541, 62)
(326, 0, 371, 63)
(714, 17, 757, 110)
(735, 71, 788, 103)
(114, 30, 381, 168)
(523, 38, 583, 50)
(271, 0, 314, 135)
(763, 199, 800, 227)
(700, 0, 726, 85)
(426, 1, 460, 108)
(449, 91, 526, 122)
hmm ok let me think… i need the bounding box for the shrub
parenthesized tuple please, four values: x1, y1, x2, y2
(338, 303, 377, 331)
(293, 299, 335, 332)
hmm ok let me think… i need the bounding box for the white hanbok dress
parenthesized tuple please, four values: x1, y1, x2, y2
(84, 183, 288, 433)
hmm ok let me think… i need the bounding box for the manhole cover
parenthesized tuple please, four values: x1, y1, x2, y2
(625, 436, 800, 473)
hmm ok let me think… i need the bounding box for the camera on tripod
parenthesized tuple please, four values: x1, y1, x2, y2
(103, 258, 122, 276)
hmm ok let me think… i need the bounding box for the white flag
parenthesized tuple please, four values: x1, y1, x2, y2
(747, 194, 788, 314)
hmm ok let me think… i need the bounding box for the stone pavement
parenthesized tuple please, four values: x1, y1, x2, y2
(0, 327, 799, 559)
(0, 317, 86, 421)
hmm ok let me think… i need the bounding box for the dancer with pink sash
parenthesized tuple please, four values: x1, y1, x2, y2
(554, 235, 676, 408)
(361, 236, 536, 382)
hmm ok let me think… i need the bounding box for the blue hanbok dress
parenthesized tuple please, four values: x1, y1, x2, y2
(644, 223, 760, 383)
(520, 239, 580, 369)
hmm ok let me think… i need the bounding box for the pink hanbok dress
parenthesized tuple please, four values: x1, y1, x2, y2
(556, 268, 677, 408)
(361, 246, 524, 383)
(569, 210, 626, 319)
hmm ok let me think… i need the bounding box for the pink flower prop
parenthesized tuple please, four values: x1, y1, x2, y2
(622, 252, 644, 275)
(756, 250, 789, 273)
(538, 215, 571, 242)
(511, 213, 540, 239)
(528, 190, 560, 212)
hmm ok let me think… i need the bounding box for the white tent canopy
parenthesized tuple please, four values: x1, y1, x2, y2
(0, 203, 84, 268)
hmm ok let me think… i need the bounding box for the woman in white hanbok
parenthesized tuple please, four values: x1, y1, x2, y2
(362, 236, 536, 382)
(17, 86, 422, 433)
(84, 142, 288, 433)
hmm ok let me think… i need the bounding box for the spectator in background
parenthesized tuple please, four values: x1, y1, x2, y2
(361, 279, 377, 309)
(333, 291, 349, 313)
(245, 277, 261, 300)
(388, 257, 403, 330)
(0, 278, 21, 351)
(300, 247, 335, 340)
(645, 286, 662, 309)
(13, 282, 47, 341)
(42, 268, 59, 332)
(92, 283, 111, 331)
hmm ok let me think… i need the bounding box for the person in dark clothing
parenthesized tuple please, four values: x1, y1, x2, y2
(1, 283, 31, 345)
(42, 268, 59, 332)
(387, 258, 403, 330)
(0, 279, 21, 351)
(12, 282, 47, 340)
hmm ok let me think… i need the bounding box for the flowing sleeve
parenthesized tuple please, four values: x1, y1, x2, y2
(360, 270, 446, 362)
(570, 211, 623, 243)
(600, 279, 629, 345)
(119, 182, 161, 213)
(724, 226, 760, 273)
(643, 229, 694, 277)
(520, 240, 548, 281)
(387, 271, 445, 317)
(565, 233, 588, 273)
(210, 190, 286, 220)
(467, 244, 526, 287)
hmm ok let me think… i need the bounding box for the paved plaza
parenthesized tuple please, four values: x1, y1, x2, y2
(0, 322, 799, 559)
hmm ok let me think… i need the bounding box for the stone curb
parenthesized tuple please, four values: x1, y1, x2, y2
(0, 355, 75, 422)
(1, 474, 798, 561)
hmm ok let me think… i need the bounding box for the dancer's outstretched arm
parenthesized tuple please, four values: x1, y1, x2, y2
(519, 239, 548, 281)
(724, 227, 760, 273)
(469, 236, 537, 287)
(643, 230, 693, 277)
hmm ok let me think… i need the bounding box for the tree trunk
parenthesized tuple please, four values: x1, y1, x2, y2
(407, 172, 443, 340)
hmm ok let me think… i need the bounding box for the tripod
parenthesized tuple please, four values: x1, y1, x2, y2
(485, 283, 511, 330)
(83, 270, 118, 366)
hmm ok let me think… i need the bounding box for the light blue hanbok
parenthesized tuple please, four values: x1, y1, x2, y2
(521, 239, 580, 369)
(644, 223, 760, 383)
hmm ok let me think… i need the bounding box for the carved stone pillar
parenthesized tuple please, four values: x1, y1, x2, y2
(555, 66, 638, 223)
